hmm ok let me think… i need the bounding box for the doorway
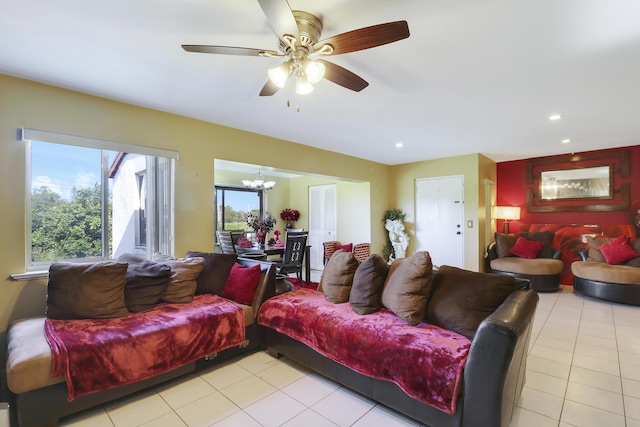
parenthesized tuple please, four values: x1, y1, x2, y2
(308, 184, 337, 270)
(415, 176, 464, 268)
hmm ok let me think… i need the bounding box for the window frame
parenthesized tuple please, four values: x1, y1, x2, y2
(22, 128, 177, 270)
(214, 185, 264, 238)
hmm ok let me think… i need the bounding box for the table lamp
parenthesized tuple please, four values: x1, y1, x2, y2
(494, 206, 521, 234)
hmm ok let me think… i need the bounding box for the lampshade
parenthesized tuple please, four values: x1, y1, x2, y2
(268, 62, 291, 88)
(304, 60, 325, 84)
(493, 206, 521, 221)
(295, 73, 314, 95)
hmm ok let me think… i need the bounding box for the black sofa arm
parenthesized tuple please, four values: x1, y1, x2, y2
(578, 249, 589, 261)
(461, 288, 539, 427)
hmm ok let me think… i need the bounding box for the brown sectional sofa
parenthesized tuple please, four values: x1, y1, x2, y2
(6, 257, 276, 427)
(260, 252, 540, 427)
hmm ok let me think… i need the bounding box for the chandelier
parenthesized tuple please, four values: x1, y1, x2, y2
(242, 169, 276, 191)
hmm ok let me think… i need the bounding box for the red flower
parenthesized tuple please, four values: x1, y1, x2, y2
(280, 208, 300, 222)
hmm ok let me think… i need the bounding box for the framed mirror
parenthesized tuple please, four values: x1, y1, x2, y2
(540, 165, 612, 200)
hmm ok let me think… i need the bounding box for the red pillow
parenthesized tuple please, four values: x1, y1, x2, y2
(599, 235, 639, 265)
(221, 263, 262, 305)
(335, 243, 353, 253)
(509, 237, 544, 259)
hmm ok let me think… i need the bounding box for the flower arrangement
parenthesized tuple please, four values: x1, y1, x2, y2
(280, 208, 300, 226)
(247, 212, 277, 233)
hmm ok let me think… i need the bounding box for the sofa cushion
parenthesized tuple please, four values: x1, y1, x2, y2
(586, 236, 612, 263)
(185, 251, 237, 295)
(572, 261, 640, 285)
(518, 231, 554, 258)
(221, 263, 262, 305)
(118, 253, 172, 312)
(349, 254, 390, 315)
(46, 261, 129, 319)
(381, 251, 433, 326)
(625, 256, 640, 268)
(321, 250, 360, 303)
(490, 257, 564, 275)
(598, 235, 639, 265)
(426, 265, 516, 339)
(495, 233, 517, 258)
(152, 254, 205, 304)
(509, 237, 544, 259)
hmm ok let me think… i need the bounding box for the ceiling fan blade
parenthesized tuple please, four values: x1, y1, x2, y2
(259, 79, 281, 96)
(315, 21, 409, 56)
(257, 0, 299, 40)
(182, 45, 279, 57)
(319, 60, 369, 92)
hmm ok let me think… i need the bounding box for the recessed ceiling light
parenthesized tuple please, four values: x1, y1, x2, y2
(395, 143, 404, 148)
(561, 139, 571, 144)
(549, 114, 562, 121)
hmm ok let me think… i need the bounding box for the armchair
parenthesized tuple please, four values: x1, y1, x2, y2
(488, 232, 564, 292)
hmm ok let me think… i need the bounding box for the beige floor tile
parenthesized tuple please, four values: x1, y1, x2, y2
(105, 390, 173, 427)
(312, 388, 375, 427)
(569, 366, 622, 394)
(509, 407, 559, 427)
(243, 390, 306, 427)
(200, 360, 254, 390)
(516, 386, 563, 420)
(219, 375, 278, 408)
(560, 399, 625, 427)
(565, 381, 624, 415)
(175, 392, 240, 427)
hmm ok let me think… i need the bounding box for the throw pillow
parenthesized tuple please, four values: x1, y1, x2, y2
(626, 256, 640, 268)
(335, 242, 353, 253)
(509, 237, 544, 259)
(221, 263, 262, 305)
(494, 233, 517, 258)
(381, 251, 433, 326)
(46, 261, 129, 319)
(349, 254, 390, 315)
(518, 231, 554, 258)
(320, 250, 360, 303)
(118, 253, 172, 312)
(585, 236, 612, 262)
(153, 254, 205, 304)
(598, 235, 639, 265)
(426, 265, 516, 339)
(185, 251, 237, 295)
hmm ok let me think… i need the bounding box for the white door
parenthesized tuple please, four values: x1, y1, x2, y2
(415, 176, 464, 268)
(308, 184, 337, 270)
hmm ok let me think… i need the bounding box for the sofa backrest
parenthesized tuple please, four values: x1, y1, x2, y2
(236, 258, 276, 318)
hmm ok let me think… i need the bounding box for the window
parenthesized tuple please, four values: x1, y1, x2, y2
(23, 129, 176, 269)
(215, 186, 263, 236)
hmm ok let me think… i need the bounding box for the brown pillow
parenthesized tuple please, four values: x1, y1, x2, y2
(518, 231, 554, 258)
(494, 233, 517, 258)
(425, 265, 516, 339)
(626, 256, 640, 268)
(586, 237, 613, 262)
(153, 254, 205, 303)
(321, 250, 360, 303)
(349, 254, 390, 315)
(46, 261, 129, 319)
(118, 253, 172, 312)
(185, 251, 237, 295)
(630, 238, 640, 254)
(381, 251, 433, 326)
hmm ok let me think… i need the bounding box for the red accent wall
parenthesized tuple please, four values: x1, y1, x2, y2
(497, 145, 640, 231)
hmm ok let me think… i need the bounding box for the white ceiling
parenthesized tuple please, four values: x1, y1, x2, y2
(2, 0, 640, 165)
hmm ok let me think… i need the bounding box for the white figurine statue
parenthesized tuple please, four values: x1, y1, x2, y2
(385, 219, 409, 261)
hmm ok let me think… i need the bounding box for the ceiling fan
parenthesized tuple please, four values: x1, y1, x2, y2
(182, 0, 410, 96)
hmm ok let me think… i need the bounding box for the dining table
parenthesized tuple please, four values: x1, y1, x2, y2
(243, 243, 312, 285)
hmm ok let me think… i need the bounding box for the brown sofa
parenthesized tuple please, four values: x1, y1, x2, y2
(487, 232, 564, 292)
(260, 253, 539, 427)
(571, 236, 640, 304)
(6, 257, 276, 427)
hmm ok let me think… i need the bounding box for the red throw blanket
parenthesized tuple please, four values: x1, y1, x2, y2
(258, 289, 471, 414)
(45, 294, 245, 401)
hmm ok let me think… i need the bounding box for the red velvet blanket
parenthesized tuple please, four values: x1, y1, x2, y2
(258, 289, 471, 414)
(45, 294, 245, 401)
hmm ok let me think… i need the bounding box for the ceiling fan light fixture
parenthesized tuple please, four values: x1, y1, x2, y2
(304, 59, 325, 84)
(268, 61, 291, 88)
(296, 73, 314, 95)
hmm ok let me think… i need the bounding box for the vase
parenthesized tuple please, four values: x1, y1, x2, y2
(256, 231, 265, 244)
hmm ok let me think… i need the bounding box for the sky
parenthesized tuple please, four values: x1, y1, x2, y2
(31, 141, 116, 200)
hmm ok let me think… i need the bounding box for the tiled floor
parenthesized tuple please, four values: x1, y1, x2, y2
(58, 282, 640, 427)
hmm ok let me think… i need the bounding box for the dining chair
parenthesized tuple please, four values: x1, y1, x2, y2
(274, 231, 308, 282)
(216, 230, 236, 254)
